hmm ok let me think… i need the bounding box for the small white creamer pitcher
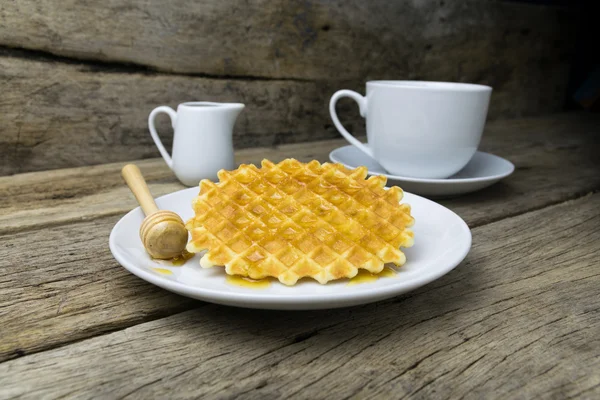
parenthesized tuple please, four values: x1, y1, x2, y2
(148, 101, 245, 186)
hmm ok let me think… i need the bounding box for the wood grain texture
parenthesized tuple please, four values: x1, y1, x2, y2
(0, 0, 574, 82)
(1, 194, 598, 399)
(0, 214, 197, 362)
(0, 53, 360, 175)
(1, 113, 598, 235)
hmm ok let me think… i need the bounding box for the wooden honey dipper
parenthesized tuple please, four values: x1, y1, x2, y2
(121, 164, 188, 259)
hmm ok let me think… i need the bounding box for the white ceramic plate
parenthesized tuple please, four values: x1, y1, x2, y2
(109, 187, 471, 310)
(330, 145, 515, 197)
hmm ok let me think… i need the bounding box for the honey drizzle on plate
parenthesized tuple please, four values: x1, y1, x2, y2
(226, 275, 271, 289)
(151, 250, 194, 275)
(152, 268, 173, 275)
(224, 266, 396, 289)
(347, 266, 397, 285)
(171, 249, 195, 266)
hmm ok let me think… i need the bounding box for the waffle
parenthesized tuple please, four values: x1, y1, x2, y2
(185, 159, 414, 285)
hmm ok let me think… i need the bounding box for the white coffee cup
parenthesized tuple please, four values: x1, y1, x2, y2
(329, 81, 492, 179)
(149, 102, 244, 186)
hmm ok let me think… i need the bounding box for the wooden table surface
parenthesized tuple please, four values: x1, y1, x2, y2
(1, 113, 599, 399)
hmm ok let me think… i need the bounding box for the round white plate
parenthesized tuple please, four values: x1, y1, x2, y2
(109, 187, 471, 310)
(329, 145, 514, 197)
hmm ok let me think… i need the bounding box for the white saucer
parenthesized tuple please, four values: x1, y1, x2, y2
(329, 145, 515, 197)
(109, 187, 471, 310)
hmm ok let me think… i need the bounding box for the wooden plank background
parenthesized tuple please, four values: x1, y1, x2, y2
(0, 0, 576, 175)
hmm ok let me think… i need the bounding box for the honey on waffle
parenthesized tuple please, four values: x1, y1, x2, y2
(185, 159, 414, 285)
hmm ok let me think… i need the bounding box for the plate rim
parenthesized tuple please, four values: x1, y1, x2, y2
(109, 188, 472, 307)
(329, 145, 515, 185)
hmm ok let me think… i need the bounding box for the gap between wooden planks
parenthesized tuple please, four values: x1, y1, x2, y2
(0, 193, 598, 399)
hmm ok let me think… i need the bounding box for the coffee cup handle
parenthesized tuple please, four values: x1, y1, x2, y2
(148, 106, 177, 169)
(329, 90, 374, 158)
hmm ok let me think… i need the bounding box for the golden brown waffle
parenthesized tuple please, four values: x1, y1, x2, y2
(185, 159, 414, 285)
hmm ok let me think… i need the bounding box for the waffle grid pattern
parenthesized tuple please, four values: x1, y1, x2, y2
(186, 159, 414, 285)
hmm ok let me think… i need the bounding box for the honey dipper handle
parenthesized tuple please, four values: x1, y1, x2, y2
(121, 164, 159, 216)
